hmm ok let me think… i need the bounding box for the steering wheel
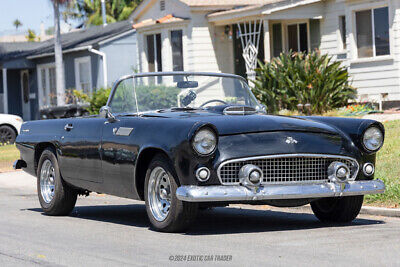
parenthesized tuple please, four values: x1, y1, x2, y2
(199, 99, 227, 107)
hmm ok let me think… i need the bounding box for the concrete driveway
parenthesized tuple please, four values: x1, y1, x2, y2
(0, 171, 399, 266)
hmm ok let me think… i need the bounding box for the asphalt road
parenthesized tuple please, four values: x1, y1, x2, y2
(0, 171, 399, 267)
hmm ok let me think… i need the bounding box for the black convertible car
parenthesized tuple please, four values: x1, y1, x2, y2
(15, 72, 385, 232)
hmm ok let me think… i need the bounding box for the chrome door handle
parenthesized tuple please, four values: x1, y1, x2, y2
(64, 124, 73, 131)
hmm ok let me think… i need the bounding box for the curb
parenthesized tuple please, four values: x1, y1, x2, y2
(291, 205, 400, 218)
(231, 204, 400, 219)
(360, 206, 400, 218)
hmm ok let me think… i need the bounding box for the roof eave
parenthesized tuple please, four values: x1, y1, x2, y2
(208, 6, 264, 24)
(261, 0, 322, 14)
(26, 45, 92, 60)
(135, 19, 190, 32)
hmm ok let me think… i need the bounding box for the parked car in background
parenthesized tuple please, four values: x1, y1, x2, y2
(14, 72, 385, 232)
(0, 114, 23, 144)
(39, 104, 90, 120)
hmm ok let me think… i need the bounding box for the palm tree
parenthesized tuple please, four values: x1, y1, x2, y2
(65, 0, 140, 26)
(13, 19, 22, 31)
(52, 0, 71, 106)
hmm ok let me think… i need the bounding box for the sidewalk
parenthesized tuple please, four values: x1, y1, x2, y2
(363, 113, 400, 122)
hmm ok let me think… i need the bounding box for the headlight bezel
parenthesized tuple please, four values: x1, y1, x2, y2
(362, 126, 384, 153)
(191, 127, 218, 156)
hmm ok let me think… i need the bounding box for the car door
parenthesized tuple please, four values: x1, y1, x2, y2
(59, 116, 105, 183)
(100, 116, 139, 198)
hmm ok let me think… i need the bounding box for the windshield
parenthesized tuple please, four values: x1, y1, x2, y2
(108, 73, 261, 114)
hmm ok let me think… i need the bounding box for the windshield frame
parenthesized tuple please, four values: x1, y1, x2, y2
(106, 72, 261, 114)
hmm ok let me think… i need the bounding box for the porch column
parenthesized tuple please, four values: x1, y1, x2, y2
(263, 19, 271, 63)
(2, 68, 8, 114)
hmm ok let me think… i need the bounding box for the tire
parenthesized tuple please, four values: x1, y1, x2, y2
(144, 154, 198, 232)
(311, 195, 364, 223)
(0, 125, 17, 144)
(37, 148, 77, 216)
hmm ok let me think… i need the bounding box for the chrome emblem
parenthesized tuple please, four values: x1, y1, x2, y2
(285, 137, 298, 144)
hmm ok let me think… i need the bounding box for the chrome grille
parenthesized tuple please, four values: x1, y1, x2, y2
(218, 155, 359, 185)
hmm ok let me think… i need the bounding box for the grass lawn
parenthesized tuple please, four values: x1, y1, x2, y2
(0, 120, 399, 207)
(0, 145, 20, 173)
(365, 119, 400, 207)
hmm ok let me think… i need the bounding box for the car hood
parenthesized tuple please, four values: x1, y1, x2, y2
(144, 110, 339, 136)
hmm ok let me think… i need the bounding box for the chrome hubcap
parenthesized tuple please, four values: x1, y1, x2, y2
(40, 159, 56, 204)
(148, 167, 172, 222)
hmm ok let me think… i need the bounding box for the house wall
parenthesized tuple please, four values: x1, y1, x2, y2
(35, 50, 99, 90)
(213, 25, 235, 74)
(135, 0, 190, 23)
(320, 0, 400, 102)
(186, 11, 222, 72)
(0, 69, 39, 120)
(99, 31, 138, 87)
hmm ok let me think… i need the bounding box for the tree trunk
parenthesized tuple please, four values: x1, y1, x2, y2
(53, 0, 65, 106)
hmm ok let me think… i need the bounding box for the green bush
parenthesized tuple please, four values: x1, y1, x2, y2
(73, 88, 111, 115)
(135, 84, 181, 111)
(73, 84, 180, 115)
(253, 51, 357, 114)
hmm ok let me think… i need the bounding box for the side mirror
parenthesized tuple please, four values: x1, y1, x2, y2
(100, 106, 111, 118)
(100, 106, 117, 122)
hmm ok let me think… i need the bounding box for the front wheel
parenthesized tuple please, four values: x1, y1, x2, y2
(37, 148, 77, 215)
(311, 195, 364, 223)
(0, 125, 16, 144)
(144, 154, 198, 232)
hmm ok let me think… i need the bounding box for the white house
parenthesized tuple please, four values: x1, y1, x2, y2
(130, 0, 400, 108)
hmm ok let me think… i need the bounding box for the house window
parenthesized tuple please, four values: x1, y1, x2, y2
(38, 64, 58, 108)
(74, 56, 92, 94)
(146, 34, 162, 83)
(339, 16, 346, 50)
(272, 23, 283, 57)
(171, 30, 184, 72)
(146, 34, 162, 73)
(287, 23, 308, 53)
(355, 7, 389, 58)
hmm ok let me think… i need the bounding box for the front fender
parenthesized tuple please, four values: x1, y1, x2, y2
(302, 116, 385, 155)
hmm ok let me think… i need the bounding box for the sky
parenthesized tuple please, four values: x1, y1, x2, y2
(0, 0, 80, 37)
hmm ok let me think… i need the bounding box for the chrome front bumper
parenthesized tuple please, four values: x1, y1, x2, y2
(176, 180, 385, 202)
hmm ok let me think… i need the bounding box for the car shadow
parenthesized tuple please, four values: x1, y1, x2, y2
(27, 204, 385, 235)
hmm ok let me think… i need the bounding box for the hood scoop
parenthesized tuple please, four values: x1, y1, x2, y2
(223, 106, 257, 115)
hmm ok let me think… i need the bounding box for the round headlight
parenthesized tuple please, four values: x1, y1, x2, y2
(192, 128, 217, 155)
(363, 127, 383, 151)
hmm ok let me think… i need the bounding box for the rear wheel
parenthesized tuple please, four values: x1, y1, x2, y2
(144, 154, 198, 232)
(0, 125, 16, 144)
(311, 196, 364, 223)
(37, 148, 77, 215)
